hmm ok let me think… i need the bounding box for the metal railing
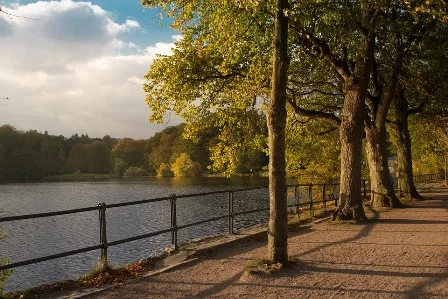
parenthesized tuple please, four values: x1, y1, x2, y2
(1, 173, 442, 274)
(0, 183, 341, 272)
(413, 173, 444, 184)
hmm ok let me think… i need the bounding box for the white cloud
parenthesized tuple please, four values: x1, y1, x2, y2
(0, 0, 179, 138)
(127, 76, 145, 85)
(172, 34, 183, 42)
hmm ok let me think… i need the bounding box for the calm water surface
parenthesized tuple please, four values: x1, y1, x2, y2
(0, 177, 272, 291)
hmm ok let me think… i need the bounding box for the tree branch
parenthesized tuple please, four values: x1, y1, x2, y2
(289, 22, 351, 81)
(287, 97, 341, 127)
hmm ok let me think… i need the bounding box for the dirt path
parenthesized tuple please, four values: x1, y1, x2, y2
(83, 183, 448, 299)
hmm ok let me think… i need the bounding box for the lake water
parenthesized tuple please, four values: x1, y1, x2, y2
(0, 177, 274, 292)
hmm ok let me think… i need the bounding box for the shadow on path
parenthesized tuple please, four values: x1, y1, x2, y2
(294, 209, 380, 258)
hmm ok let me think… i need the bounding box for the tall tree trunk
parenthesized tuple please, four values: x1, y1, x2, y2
(267, 0, 289, 265)
(365, 47, 405, 208)
(336, 84, 368, 220)
(333, 4, 378, 221)
(365, 124, 401, 207)
(393, 90, 423, 199)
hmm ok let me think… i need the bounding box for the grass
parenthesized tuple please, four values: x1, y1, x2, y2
(287, 202, 335, 231)
(245, 258, 283, 275)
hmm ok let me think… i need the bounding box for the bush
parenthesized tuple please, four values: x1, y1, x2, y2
(113, 158, 127, 178)
(170, 153, 201, 177)
(123, 166, 145, 178)
(156, 163, 173, 177)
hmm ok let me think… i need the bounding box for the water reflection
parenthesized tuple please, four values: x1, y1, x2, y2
(0, 177, 268, 291)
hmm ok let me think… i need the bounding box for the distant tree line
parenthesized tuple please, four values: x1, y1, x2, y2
(0, 123, 268, 181)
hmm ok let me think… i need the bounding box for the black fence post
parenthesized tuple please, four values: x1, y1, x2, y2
(170, 194, 178, 251)
(322, 183, 327, 211)
(98, 203, 108, 263)
(294, 186, 300, 218)
(309, 184, 313, 217)
(334, 184, 338, 207)
(228, 191, 234, 235)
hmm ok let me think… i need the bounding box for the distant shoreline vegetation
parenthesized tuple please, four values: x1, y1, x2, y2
(0, 124, 268, 183)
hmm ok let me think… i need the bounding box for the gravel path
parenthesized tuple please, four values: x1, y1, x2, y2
(85, 183, 448, 299)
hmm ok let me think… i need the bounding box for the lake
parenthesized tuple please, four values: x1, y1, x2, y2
(0, 177, 274, 292)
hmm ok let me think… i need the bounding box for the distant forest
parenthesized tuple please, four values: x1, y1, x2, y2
(0, 124, 268, 181)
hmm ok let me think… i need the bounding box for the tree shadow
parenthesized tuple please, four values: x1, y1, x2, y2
(372, 218, 448, 225)
(292, 209, 380, 258)
(194, 270, 244, 297)
(403, 252, 448, 298)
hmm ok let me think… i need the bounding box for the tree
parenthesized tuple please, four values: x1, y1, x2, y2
(266, 0, 290, 264)
(362, 4, 444, 207)
(141, 0, 292, 263)
(111, 138, 146, 168)
(113, 158, 127, 178)
(170, 153, 201, 177)
(87, 141, 110, 173)
(67, 143, 89, 173)
(156, 163, 173, 177)
(390, 89, 424, 199)
(285, 116, 340, 183)
(140, 1, 444, 221)
(0, 144, 5, 180)
(286, 1, 378, 220)
(146, 125, 187, 171)
(388, 17, 448, 198)
(185, 109, 268, 176)
(40, 139, 65, 176)
(6, 147, 44, 180)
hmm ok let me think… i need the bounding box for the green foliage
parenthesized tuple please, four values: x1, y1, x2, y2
(141, 1, 273, 177)
(67, 143, 88, 173)
(146, 125, 189, 171)
(123, 166, 145, 178)
(185, 109, 268, 176)
(285, 114, 340, 183)
(6, 147, 44, 180)
(86, 141, 110, 174)
(170, 153, 201, 177)
(409, 118, 446, 175)
(113, 158, 128, 178)
(0, 123, 230, 181)
(112, 139, 146, 169)
(156, 163, 173, 177)
(141, 0, 447, 186)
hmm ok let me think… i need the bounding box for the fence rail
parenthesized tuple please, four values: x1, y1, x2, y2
(0, 174, 439, 273)
(413, 173, 444, 184)
(0, 182, 342, 272)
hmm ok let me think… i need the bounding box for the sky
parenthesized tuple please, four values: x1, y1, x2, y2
(0, 0, 182, 139)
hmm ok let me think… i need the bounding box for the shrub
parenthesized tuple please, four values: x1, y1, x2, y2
(123, 166, 145, 178)
(156, 163, 173, 177)
(113, 158, 127, 178)
(170, 153, 201, 177)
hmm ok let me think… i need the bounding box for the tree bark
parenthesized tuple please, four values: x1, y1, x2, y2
(365, 123, 402, 207)
(364, 44, 405, 208)
(393, 90, 423, 199)
(333, 30, 377, 221)
(335, 83, 368, 221)
(267, 0, 289, 265)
